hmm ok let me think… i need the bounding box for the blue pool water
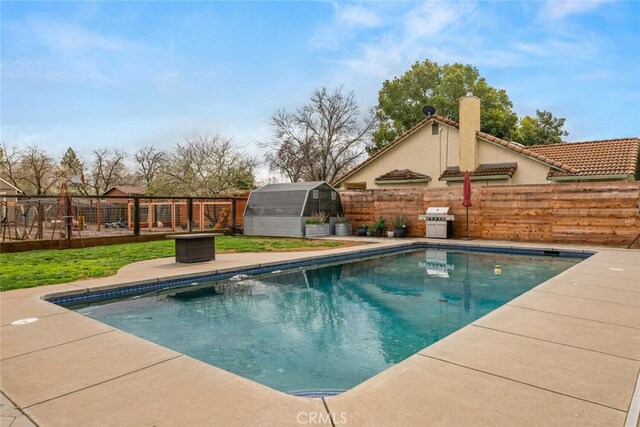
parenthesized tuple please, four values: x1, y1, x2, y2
(76, 249, 580, 393)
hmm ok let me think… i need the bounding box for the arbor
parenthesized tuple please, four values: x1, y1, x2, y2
(263, 86, 376, 183)
(163, 134, 257, 196)
(372, 60, 518, 153)
(513, 110, 569, 146)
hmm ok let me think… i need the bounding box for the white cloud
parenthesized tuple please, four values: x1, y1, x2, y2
(325, 1, 482, 79)
(311, 2, 384, 50)
(542, 0, 614, 20)
(335, 4, 381, 28)
(319, 0, 609, 86)
(1, 18, 161, 87)
(403, 1, 473, 42)
(22, 20, 140, 53)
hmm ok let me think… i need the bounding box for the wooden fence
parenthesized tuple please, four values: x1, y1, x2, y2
(339, 182, 640, 247)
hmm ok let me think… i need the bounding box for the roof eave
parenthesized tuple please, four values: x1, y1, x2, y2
(547, 173, 634, 181)
(374, 178, 431, 185)
(333, 117, 457, 186)
(440, 174, 512, 182)
(0, 177, 23, 193)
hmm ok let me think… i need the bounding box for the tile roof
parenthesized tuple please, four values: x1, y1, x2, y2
(103, 185, 147, 196)
(476, 132, 576, 173)
(527, 138, 640, 178)
(333, 112, 639, 185)
(375, 169, 431, 182)
(439, 162, 518, 180)
(333, 114, 458, 185)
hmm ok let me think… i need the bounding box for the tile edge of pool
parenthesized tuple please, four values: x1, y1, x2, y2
(45, 242, 593, 307)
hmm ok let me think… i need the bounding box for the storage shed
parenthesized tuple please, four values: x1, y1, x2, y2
(243, 181, 343, 237)
(0, 177, 22, 225)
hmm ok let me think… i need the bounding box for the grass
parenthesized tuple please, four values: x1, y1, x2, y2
(0, 236, 350, 292)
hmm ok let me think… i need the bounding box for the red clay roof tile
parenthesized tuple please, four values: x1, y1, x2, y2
(439, 162, 518, 180)
(528, 138, 640, 177)
(375, 169, 431, 182)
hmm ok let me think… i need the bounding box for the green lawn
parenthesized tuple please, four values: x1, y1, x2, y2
(0, 236, 349, 292)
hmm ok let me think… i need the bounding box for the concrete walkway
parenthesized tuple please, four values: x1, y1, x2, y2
(1, 239, 639, 426)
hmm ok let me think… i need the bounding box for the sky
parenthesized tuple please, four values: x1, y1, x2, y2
(2, 1, 639, 182)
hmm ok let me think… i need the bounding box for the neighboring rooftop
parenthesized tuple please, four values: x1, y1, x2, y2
(102, 186, 147, 196)
(528, 138, 640, 178)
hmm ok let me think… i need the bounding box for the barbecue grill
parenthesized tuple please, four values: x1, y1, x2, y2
(425, 207, 454, 239)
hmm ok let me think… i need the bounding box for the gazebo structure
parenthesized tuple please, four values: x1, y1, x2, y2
(243, 181, 343, 237)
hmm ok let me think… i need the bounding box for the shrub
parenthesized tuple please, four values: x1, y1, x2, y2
(393, 215, 407, 228)
(370, 217, 387, 232)
(335, 215, 351, 224)
(305, 211, 328, 225)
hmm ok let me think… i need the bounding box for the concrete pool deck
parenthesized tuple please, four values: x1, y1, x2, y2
(1, 238, 639, 426)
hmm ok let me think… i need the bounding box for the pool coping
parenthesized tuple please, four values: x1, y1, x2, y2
(1, 238, 639, 426)
(45, 241, 592, 307)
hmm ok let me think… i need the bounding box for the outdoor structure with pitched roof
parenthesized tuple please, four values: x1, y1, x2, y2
(0, 177, 23, 223)
(102, 185, 147, 204)
(333, 93, 639, 189)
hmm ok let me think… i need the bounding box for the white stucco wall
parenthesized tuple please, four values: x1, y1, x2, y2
(340, 123, 460, 189)
(338, 123, 554, 189)
(477, 140, 552, 185)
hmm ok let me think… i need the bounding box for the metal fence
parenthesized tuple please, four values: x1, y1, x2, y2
(0, 195, 248, 242)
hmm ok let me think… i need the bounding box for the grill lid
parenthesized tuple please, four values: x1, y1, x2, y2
(426, 207, 450, 216)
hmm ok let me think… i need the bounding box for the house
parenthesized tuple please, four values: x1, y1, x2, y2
(102, 185, 147, 204)
(0, 177, 23, 224)
(333, 91, 640, 189)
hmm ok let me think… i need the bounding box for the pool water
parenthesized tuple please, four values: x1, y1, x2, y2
(77, 249, 580, 393)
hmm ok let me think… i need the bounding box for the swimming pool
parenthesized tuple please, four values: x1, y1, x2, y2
(73, 248, 581, 395)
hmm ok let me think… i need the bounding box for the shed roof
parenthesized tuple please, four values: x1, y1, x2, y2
(252, 181, 332, 193)
(0, 177, 23, 193)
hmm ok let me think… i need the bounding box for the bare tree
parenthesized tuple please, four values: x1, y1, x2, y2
(261, 86, 376, 183)
(87, 149, 129, 195)
(0, 142, 22, 189)
(163, 134, 257, 196)
(15, 146, 59, 194)
(134, 146, 167, 194)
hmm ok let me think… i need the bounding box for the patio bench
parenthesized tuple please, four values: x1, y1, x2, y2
(166, 233, 223, 263)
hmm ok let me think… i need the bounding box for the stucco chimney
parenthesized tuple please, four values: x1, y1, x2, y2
(459, 88, 480, 172)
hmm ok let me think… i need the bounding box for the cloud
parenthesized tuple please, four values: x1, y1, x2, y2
(10, 19, 141, 53)
(318, 0, 608, 85)
(335, 4, 381, 28)
(322, 1, 483, 79)
(403, 1, 473, 42)
(311, 2, 385, 50)
(541, 0, 614, 20)
(1, 18, 157, 87)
